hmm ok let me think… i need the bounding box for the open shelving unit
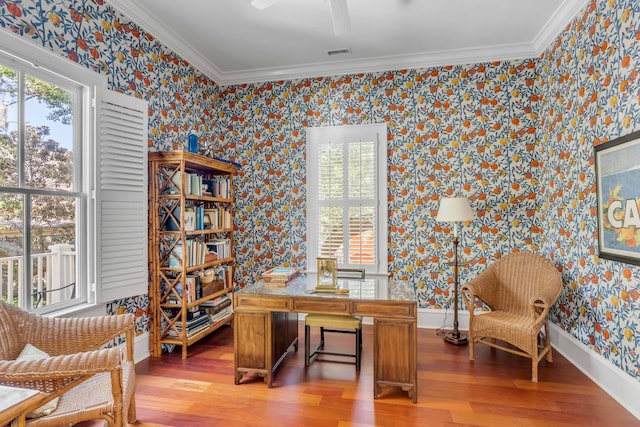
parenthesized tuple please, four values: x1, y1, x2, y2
(148, 150, 238, 359)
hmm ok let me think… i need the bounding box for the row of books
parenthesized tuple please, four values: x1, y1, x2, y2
(166, 171, 232, 198)
(169, 171, 206, 196)
(200, 294, 232, 315)
(206, 238, 231, 260)
(164, 295, 234, 338)
(204, 177, 231, 199)
(163, 274, 201, 304)
(165, 205, 231, 232)
(163, 265, 233, 304)
(204, 207, 232, 229)
(165, 311, 212, 338)
(169, 240, 210, 267)
(209, 306, 233, 324)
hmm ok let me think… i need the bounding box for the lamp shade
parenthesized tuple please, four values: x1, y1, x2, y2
(436, 197, 475, 223)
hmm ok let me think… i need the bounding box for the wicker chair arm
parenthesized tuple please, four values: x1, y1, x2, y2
(19, 313, 135, 356)
(461, 267, 498, 309)
(0, 347, 123, 386)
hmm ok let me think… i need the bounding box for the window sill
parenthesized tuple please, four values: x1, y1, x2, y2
(44, 302, 106, 318)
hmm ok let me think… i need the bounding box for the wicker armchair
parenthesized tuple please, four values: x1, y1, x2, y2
(0, 301, 136, 426)
(461, 252, 562, 382)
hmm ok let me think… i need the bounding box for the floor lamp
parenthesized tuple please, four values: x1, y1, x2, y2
(436, 197, 475, 345)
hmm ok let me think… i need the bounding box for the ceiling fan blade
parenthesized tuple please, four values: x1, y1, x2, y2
(250, 0, 279, 10)
(328, 0, 351, 36)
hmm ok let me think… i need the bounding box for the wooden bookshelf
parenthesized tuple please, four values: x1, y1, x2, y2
(148, 150, 238, 359)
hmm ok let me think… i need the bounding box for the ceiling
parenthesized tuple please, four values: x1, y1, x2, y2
(107, 0, 587, 86)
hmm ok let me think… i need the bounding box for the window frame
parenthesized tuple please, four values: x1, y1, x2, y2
(0, 30, 148, 313)
(306, 123, 388, 276)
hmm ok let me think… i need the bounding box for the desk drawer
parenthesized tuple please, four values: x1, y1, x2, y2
(353, 301, 415, 318)
(293, 298, 350, 314)
(235, 295, 291, 311)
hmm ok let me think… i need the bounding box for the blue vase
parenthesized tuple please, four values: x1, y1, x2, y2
(188, 134, 198, 153)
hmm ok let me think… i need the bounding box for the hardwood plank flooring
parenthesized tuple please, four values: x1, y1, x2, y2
(131, 323, 639, 427)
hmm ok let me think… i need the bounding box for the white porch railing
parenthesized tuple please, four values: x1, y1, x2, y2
(0, 244, 76, 308)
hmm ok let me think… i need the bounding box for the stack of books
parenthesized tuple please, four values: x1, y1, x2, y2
(166, 311, 211, 338)
(262, 267, 300, 288)
(200, 294, 233, 323)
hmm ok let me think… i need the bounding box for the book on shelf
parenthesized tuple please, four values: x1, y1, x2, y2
(203, 176, 231, 198)
(209, 306, 233, 324)
(165, 170, 206, 196)
(200, 294, 232, 314)
(164, 204, 209, 231)
(204, 207, 232, 230)
(186, 274, 202, 302)
(168, 240, 209, 268)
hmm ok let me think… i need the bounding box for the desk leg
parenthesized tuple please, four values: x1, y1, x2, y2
(373, 317, 417, 403)
(234, 311, 273, 387)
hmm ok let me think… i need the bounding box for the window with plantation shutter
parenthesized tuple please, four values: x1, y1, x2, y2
(307, 124, 387, 275)
(0, 30, 148, 312)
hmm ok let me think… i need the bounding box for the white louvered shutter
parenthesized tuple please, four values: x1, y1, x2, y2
(95, 90, 148, 302)
(317, 138, 377, 265)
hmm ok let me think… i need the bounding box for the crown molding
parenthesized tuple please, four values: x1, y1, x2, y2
(215, 42, 539, 86)
(532, 0, 589, 53)
(107, 0, 227, 79)
(108, 0, 588, 87)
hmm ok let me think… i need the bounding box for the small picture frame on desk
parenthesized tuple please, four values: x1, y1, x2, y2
(316, 257, 337, 290)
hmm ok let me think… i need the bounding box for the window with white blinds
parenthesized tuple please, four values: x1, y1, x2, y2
(307, 124, 387, 274)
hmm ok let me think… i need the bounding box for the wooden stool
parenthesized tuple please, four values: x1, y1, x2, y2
(304, 314, 362, 371)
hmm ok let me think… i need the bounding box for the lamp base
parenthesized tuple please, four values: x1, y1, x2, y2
(443, 330, 468, 346)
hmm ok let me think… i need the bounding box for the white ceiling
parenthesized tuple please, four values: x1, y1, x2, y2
(108, 0, 587, 86)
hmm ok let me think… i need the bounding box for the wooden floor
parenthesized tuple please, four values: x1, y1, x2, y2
(131, 323, 639, 427)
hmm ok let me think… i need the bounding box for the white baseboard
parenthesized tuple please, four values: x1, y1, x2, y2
(415, 308, 639, 421)
(417, 307, 470, 330)
(134, 332, 150, 363)
(549, 323, 640, 421)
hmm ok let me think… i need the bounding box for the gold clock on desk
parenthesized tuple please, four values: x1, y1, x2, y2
(316, 257, 337, 291)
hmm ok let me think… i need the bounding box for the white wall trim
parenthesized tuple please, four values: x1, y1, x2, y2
(549, 323, 640, 421)
(134, 332, 150, 364)
(417, 307, 470, 331)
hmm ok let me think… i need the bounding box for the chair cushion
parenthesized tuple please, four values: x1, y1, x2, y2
(305, 314, 361, 329)
(28, 360, 134, 427)
(17, 344, 59, 418)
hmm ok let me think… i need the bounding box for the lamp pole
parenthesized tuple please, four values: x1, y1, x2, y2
(443, 229, 467, 345)
(436, 197, 474, 345)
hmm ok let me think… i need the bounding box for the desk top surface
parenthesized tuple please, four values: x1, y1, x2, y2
(236, 275, 415, 302)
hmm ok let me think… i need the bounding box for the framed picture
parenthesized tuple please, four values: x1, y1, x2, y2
(183, 211, 196, 231)
(595, 130, 640, 265)
(316, 257, 337, 289)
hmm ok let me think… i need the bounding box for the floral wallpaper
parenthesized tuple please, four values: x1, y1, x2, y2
(538, 0, 640, 379)
(217, 64, 543, 301)
(0, 0, 637, 382)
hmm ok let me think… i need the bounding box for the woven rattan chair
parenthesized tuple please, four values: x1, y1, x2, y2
(461, 252, 562, 382)
(0, 301, 136, 426)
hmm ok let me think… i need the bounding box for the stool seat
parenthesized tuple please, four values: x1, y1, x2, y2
(305, 314, 361, 329)
(304, 314, 362, 371)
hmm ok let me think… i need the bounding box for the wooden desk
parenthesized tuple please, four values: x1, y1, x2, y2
(233, 276, 418, 402)
(0, 385, 46, 427)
